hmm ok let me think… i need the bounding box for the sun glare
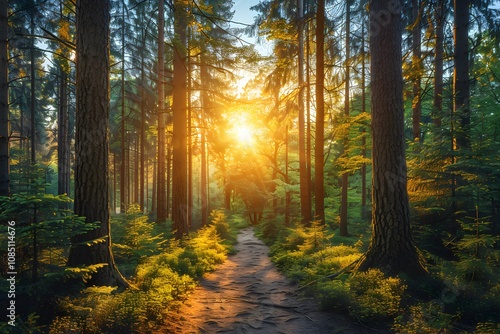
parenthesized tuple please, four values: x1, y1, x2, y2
(234, 124, 254, 146)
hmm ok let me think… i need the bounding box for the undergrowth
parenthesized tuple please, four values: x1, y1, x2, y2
(0, 208, 246, 334)
(255, 215, 500, 332)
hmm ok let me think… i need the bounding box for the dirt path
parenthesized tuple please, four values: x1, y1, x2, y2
(163, 228, 370, 333)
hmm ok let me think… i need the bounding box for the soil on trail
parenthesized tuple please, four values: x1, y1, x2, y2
(163, 227, 370, 334)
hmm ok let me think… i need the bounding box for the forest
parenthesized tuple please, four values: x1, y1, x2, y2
(0, 0, 499, 332)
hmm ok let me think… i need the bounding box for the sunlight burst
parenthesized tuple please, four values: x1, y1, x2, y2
(234, 124, 254, 146)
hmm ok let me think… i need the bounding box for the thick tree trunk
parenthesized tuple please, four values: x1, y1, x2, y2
(67, 0, 128, 288)
(0, 1, 9, 197)
(454, 0, 470, 150)
(357, 0, 426, 277)
(314, 0, 325, 224)
(157, 0, 167, 223)
(172, 0, 188, 239)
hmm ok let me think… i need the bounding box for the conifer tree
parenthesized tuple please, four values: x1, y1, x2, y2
(67, 0, 128, 287)
(0, 0, 8, 197)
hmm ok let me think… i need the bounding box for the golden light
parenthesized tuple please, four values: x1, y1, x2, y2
(234, 124, 255, 146)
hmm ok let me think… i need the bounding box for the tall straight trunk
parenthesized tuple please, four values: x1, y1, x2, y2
(0, 0, 9, 197)
(357, 0, 426, 277)
(315, 0, 325, 224)
(361, 21, 368, 220)
(68, 0, 128, 287)
(58, 70, 70, 197)
(306, 18, 312, 216)
(57, 3, 70, 199)
(200, 128, 207, 226)
(412, 0, 422, 141)
(453, 0, 470, 150)
(433, 0, 445, 128)
(134, 136, 139, 203)
(172, 0, 188, 239)
(156, 0, 167, 223)
(166, 145, 171, 217)
(120, 3, 126, 213)
(152, 146, 157, 212)
(140, 60, 146, 210)
(30, 11, 36, 164)
(297, 0, 311, 224)
(113, 153, 117, 213)
(340, 1, 351, 236)
(200, 64, 209, 226)
(187, 42, 193, 230)
(285, 125, 291, 225)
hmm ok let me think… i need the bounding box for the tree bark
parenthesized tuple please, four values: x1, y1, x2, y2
(120, 2, 126, 213)
(58, 70, 70, 198)
(30, 9, 36, 164)
(157, 0, 167, 223)
(314, 0, 325, 224)
(340, 1, 351, 236)
(172, 0, 188, 238)
(453, 0, 470, 150)
(297, 0, 311, 224)
(67, 0, 128, 287)
(357, 0, 426, 277)
(433, 0, 445, 128)
(412, 0, 422, 141)
(0, 0, 9, 197)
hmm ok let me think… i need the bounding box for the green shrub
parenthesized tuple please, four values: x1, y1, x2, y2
(392, 301, 455, 334)
(349, 269, 406, 321)
(316, 280, 351, 311)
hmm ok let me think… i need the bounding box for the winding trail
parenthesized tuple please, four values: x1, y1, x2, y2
(163, 228, 370, 333)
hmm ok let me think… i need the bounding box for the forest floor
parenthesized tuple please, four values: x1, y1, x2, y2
(161, 227, 376, 334)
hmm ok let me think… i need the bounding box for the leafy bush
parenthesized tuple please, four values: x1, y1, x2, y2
(392, 301, 455, 334)
(48, 217, 231, 333)
(348, 269, 407, 321)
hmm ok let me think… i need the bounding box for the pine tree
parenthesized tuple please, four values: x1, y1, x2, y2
(0, 0, 9, 197)
(67, 0, 128, 287)
(357, 0, 427, 277)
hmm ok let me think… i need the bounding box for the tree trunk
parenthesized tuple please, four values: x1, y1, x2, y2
(297, 0, 311, 224)
(67, 0, 128, 288)
(200, 64, 209, 227)
(454, 0, 470, 150)
(361, 21, 368, 220)
(30, 10, 36, 164)
(357, 0, 426, 277)
(120, 2, 126, 213)
(0, 1, 9, 197)
(140, 60, 146, 211)
(58, 69, 70, 198)
(314, 0, 325, 224)
(172, 0, 188, 239)
(340, 1, 351, 236)
(433, 0, 445, 128)
(412, 0, 422, 142)
(156, 0, 167, 223)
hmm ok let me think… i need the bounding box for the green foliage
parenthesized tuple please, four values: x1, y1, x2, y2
(48, 219, 231, 333)
(392, 301, 456, 334)
(348, 269, 407, 321)
(112, 204, 166, 263)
